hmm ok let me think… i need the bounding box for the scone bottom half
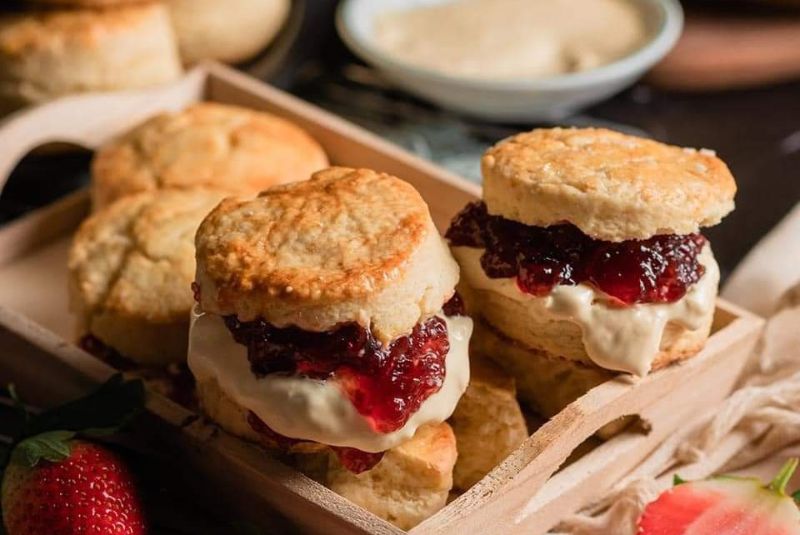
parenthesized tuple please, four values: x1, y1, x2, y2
(447, 127, 734, 377)
(188, 167, 472, 476)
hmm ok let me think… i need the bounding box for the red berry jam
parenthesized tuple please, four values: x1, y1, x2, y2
(225, 294, 463, 435)
(247, 411, 384, 474)
(446, 202, 707, 305)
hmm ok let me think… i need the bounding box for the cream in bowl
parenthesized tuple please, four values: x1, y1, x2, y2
(337, 0, 683, 121)
(373, 0, 649, 81)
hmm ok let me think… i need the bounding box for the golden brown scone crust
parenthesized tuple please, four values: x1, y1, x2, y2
(195, 167, 460, 342)
(0, 4, 181, 112)
(482, 127, 736, 241)
(68, 188, 225, 365)
(319, 423, 456, 530)
(167, 0, 290, 65)
(449, 355, 527, 491)
(91, 102, 328, 209)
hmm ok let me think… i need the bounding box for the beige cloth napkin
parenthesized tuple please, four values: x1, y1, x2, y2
(555, 204, 800, 534)
(722, 203, 800, 317)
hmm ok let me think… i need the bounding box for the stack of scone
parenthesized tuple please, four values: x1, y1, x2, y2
(188, 167, 475, 527)
(0, 0, 288, 112)
(68, 102, 326, 401)
(447, 127, 736, 428)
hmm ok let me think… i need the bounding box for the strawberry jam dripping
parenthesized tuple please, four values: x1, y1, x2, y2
(446, 201, 707, 305)
(224, 294, 463, 434)
(247, 411, 384, 474)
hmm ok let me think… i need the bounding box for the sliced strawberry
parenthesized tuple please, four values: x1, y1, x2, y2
(638, 484, 723, 534)
(638, 459, 800, 535)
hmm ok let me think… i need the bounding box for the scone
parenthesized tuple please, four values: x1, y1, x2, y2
(189, 167, 472, 526)
(166, 0, 290, 65)
(0, 4, 181, 113)
(448, 127, 735, 378)
(91, 102, 328, 210)
(317, 423, 457, 530)
(449, 354, 527, 491)
(446, 128, 735, 437)
(68, 188, 225, 367)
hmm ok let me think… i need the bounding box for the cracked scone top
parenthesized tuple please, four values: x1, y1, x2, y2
(91, 102, 329, 209)
(68, 188, 226, 365)
(482, 127, 736, 241)
(194, 166, 460, 343)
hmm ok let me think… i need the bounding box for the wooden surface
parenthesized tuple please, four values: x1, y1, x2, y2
(648, 12, 800, 90)
(0, 65, 767, 534)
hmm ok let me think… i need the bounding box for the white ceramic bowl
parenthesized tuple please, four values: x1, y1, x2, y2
(337, 0, 683, 122)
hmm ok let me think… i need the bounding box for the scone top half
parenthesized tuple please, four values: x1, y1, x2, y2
(448, 128, 736, 376)
(189, 167, 472, 459)
(195, 166, 459, 340)
(481, 127, 736, 241)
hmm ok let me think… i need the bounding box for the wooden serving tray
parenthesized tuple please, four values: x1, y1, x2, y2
(0, 64, 764, 534)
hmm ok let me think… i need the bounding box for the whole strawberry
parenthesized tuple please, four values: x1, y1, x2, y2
(2, 436, 145, 535)
(0, 375, 146, 535)
(638, 458, 800, 535)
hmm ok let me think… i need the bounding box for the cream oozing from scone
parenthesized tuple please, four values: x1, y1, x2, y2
(188, 307, 472, 452)
(452, 245, 719, 376)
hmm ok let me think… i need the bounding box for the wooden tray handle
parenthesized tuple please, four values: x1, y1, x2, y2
(0, 68, 207, 194)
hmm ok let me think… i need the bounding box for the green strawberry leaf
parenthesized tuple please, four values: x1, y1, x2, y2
(792, 489, 800, 505)
(769, 458, 799, 496)
(673, 474, 687, 486)
(28, 374, 144, 437)
(12, 431, 75, 468)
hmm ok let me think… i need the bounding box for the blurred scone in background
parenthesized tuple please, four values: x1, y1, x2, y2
(0, 0, 290, 113)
